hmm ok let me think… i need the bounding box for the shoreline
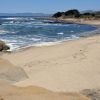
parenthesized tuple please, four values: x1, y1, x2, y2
(4, 24, 100, 52)
(44, 17, 100, 26)
(6, 28, 100, 53)
(6, 34, 98, 53)
(9, 17, 100, 53)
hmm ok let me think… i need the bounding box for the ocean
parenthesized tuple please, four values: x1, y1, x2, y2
(0, 17, 98, 51)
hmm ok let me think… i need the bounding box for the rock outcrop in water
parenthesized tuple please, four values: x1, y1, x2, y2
(0, 40, 10, 51)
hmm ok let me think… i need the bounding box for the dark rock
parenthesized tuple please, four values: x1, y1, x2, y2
(2, 45, 10, 51)
(0, 40, 10, 51)
(81, 89, 100, 100)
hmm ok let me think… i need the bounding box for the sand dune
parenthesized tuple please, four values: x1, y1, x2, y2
(2, 35, 100, 92)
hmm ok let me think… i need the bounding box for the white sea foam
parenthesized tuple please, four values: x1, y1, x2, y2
(1, 17, 20, 20)
(1, 17, 35, 21)
(3, 34, 80, 51)
(0, 30, 9, 34)
(57, 32, 64, 35)
(1, 35, 81, 51)
(9, 21, 14, 24)
(30, 38, 41, 41)
(6, 43, 18, 51)
(33, 42, 61, 47)
(29, 18, 35, 20)
(28, 35, 79, 48)
(71, 35, 79, 39)
(70, 30, 74, 32)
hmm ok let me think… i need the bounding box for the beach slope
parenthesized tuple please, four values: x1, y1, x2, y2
(1, 35, 100, 92)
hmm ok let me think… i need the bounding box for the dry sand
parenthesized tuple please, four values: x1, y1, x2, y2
(0, 58, 28, 82)
(0, 59, 90, 100)
(1, 35, 100, 93)
(0, 58, 90, 100)
(0, 80, 90, 100)
(57, 18, 100, 25)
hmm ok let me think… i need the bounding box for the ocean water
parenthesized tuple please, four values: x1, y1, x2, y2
(0, 17, 98, 51)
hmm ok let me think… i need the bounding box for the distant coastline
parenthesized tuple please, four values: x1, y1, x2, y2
(38, 17, 100, 26)
(50, 9, 100, 25)
(52, 18, 100, 25)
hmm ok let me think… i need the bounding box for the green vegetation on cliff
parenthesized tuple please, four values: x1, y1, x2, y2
(53, 9, 100, 19)
(64, 9, 80, 18)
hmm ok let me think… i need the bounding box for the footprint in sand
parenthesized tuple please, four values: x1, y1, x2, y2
(73, 49, 87, 60)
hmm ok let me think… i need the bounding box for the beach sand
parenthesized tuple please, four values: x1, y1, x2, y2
(0, 57, 91, 99)
(1, 35, 100, 92)
(1, 30, 100, 99)
(53, 18, 100, 25)
(0, 80, 90, 100)
(0, 58, 28, 82)
(0, 58, 91, 100)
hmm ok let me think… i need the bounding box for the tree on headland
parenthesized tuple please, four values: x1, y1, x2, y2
(81, 12, 95, 18)
(52, 12, 64, 18)
(94, 11, 100, 18)
(65, 9, 80, 18)
(52, 9, 100, 19)
(52, 9, 80, 18)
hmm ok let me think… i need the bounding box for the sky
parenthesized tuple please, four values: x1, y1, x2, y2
(0, 0, 99, 14)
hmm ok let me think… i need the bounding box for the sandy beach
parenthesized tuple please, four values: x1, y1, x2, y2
(50, 18, 100, 25)
(0, 79, 90, 100)
(0, 0, 100, 99)
(0, 58, 91, 100)
(0, 34, 100, 91)
(0, 20, 100, 99)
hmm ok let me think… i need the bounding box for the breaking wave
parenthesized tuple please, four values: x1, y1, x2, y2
(0, 17, 98, 51)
